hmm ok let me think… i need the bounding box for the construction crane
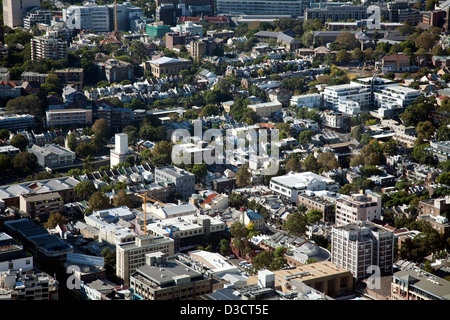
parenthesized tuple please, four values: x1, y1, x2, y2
(114, 0, 118, 32)
(136, 192, 166, 235)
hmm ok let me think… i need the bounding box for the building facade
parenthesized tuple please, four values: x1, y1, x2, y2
(331, 222, 394, 280)
(154, 166, 195, 200)
(2, 0, 40, 29)
(335, 191, 382, 226)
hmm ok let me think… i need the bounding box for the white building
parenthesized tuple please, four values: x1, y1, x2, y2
(154, 166, 195, 200)
(110, 133, 132, 168)
(331, 221, 394, 279)
(31, 30, 68, 62)
(335, 191, 382, 226)
(373, 85, 420, 110)
(290, 93, 322, 109)
(269, 171, 339, 204)
(322, 83, 371, 110)
(248, 101, 282, 117)
(2, 0, 40, 29)
(174, 21, 203, 36)
(144, 202, 198, 220)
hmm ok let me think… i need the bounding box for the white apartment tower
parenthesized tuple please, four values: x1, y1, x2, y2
(331, 222, 394, 279)
(30, 30, 68, 62)
(110, 133, 130, 168)
(2, 0, 40, 29)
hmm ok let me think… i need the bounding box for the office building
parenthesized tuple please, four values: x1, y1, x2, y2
(0, 114, 34, 132)
(391, 268, 450, 300)
(30, 31, 68, 62)
(130, 253, 213, 300)
(146, 214, 226, 252)
(146, 22, 172, 38)
(116, 235, 175, 286)
(2, 0, 40, 29)
(216, 0, 303, 17)
(331, 221, 394, 280)
(335, 191, 382, 226)
(4, 218, 73, 266)
(174, 21, 203, 36)
(270, 171, 339, 205)
(29, 144, 76, 169)
(305, 6, 368, 22)
(0, 233, 33, 273)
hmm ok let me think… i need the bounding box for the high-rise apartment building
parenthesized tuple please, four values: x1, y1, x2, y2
(335, 191, 382, 226)
(331, 222, 394, 280)
(116, 235, 174, 286)
(2, 0, 40, 29)
(30, 31, 68, 62)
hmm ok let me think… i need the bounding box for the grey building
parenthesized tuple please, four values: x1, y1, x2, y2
(154, 166, 195, 200)
(216, 0, 303, 17)
(29, 144, 76, 169)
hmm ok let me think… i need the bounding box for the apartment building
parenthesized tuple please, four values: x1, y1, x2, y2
(331, 221, 394, 280)
(29, 144, 76, 169)
(130, 253, 212, 300)
(21, 72, 49, 85)
(175, 21, 203, 36)
(381, 54, 411, 73)
(19, 192, 64, 223)
(0, 233, 33, 273)
(391, 269, 450, 300)
(323, 110, 347, 131)
(322, 83, 371, 110)
(270, 171, 340, 205)
(116, 235, 175, 286)
(297, 192, 335, 223)
(2, 0, 40, 29)
(146, 22, 171, 38)
(30, 30, 68, 62)
(187, 37, 224, 60)
(54, 68, 84, 90)
(290, 93, 322, 109)
(23, 8, 52, 30)
(216, 0, 304, 17)
(335, 191, 382, 226)
(165, 32, 191, 50)
(46, 108, 93, 128)
(373, 85, 420, 109)
(154, 166, 195, 200)
(0, 81, 23, 100)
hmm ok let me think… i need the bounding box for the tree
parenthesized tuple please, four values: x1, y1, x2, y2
(229, 193, 246, 209)
(0, 154, 12, 178)
(317, 152, 340, 172)
(306, 209, 323, 224)
(190, 163, 207, 182)
(351, 48, 363, 61)
(336, 32, 359, 50)
(285, 157, 302, 173)
(350, 125, 364, 141)
(44, 212, 67, 229)
(415, 121, 435, 145)
(283, 211, 308, 236)
(302, 154, 320, 172)
(298, 130, 315, 144)
(67, 132, 77, 152)
(75, 181, 96, 200)
(10, 134, 29, 151)
(12, 152, 38, 176)
(0, 129, 10, 140)
(236, 166, 252, 188)
(336, 49, 350, 63)
(88, 191, 111, 211)
(437, 172, 450, 185)
(113, 189, 135, 208)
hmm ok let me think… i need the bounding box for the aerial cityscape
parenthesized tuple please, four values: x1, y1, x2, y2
(0, 0, 449, 305)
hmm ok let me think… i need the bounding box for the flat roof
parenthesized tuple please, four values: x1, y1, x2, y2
(135, 259, 202, 286)
(394, 269, 450, 300)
